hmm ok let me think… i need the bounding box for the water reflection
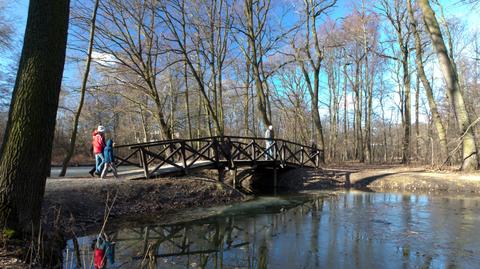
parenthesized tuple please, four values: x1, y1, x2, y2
(64, 191, 480, 269)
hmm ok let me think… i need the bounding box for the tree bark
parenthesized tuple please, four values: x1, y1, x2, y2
(0, 0, 70, 233)
(407, 0, 448, 163)
(244, 0, 271, 127)
(419, 0, 478, 171)
(401, 53, 411, 164)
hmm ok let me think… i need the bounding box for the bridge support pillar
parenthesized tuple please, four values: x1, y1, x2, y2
(273, 167, 277, 194)
(345, 172, 351, 188)
(232, 168, 237, 189)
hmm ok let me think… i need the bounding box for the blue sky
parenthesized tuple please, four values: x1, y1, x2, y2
(1, 0, 479, 119)
(2, 0, 478, 82)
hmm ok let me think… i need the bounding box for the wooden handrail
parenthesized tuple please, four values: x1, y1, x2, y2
(114, 135, 324, 177)
(116, 135, 321, 152)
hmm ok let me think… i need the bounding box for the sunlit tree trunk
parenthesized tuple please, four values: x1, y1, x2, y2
(181, 0, 192, 140)
(243, 44, 252, 137)
(407, 0, 448, 163)
(419, 0, 478, 171)
(415, 76, 420, 161)
(244, 0, 271, 127)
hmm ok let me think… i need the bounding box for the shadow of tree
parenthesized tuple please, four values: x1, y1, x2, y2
(352, 172, 399, 189)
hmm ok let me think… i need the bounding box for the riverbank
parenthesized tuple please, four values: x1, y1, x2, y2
(349, 165, 480, 193)
(1, 175, 246, 268)
(43, 165, 480, 234)
(42, 176, 246, 235)
(277, 163, 480, 194)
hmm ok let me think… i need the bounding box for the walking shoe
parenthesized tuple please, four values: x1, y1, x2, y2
(89, 170, 95, 177)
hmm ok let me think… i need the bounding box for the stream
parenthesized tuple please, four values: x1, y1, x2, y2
(63, 190, 480, 268)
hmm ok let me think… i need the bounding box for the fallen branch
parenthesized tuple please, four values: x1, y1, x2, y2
(440, 116, 480, 169)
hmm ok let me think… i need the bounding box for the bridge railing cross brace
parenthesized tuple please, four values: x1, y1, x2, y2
(114, 136, 324, 179)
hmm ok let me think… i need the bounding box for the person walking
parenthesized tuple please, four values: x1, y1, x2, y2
(101, 139, 118, 179)
(265, 125, 274, 160)
(90, 125, 106, 177)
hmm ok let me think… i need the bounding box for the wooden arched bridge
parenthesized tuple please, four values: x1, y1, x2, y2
(114, 136, 323, 180)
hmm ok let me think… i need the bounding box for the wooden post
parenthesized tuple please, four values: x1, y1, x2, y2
(345, 172, 351, 188)
(213, 138, 220, 167)
(300, 146, 304, 167)
(181, 141, 188, 174)
(273, 167, 277, 195)
(273, 141, 277, 161)
(138, 149, 144, 168)
(140, 147, 149, 178)
(233, 169, 237, 189)
(251, 139, 256, 161)
(208, 141, 212, 159)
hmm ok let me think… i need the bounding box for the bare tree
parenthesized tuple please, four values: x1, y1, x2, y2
(158, 0, 232, 135)
(95, 0, 173, 140)
(419, 0, 478, 171)
(380, 0, 413, 164)
(59, 0, 100, 177)
(407, 0, 448, 163)
(293, 0, 337, 163)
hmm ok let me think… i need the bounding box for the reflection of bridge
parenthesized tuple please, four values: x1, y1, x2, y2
(63, 195, 323, 268)
(114, 136, 323, 180)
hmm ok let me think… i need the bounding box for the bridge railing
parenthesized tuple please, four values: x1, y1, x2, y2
(114, 136, 324, 178)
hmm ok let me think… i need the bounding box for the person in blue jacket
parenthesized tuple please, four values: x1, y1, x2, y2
(101, 139, 118, 179)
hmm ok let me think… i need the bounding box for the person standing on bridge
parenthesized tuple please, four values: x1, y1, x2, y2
(265, 125, 274, 160)
(90, 125, 106, 177)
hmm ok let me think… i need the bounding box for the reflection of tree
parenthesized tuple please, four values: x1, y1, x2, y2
(67, 195, 328, 268)
(310, 198, 323, 267)
(258, 237, 268, 269)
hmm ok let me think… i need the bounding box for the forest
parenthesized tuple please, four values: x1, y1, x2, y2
(1, 0, 480, 266)
(0, 0, 479, 172)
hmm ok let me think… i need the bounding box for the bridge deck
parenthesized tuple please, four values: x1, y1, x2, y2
(114, 136, 323, 179)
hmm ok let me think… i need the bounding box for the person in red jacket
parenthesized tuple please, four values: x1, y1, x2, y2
(90, 125, 106, 177)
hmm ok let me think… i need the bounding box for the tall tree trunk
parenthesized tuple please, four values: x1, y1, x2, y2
(181, 0, 192, 140)
(244, 44, 252, 137)
(140, 105, 150, 142)
(244, 0, 271, 127)
(408, 0, 448, 162)
(154, 98, 172, 140)
(343, 64, 349, 161)
(361, 3, 372, 163)
(59, 0, 99, 177)
(419, 0, 478, 171)
(402, 55, 411, 164)
(353, 62, 364, 162)
(184, 62, 192, 139)
(415, 75, 420, 161)
(0, 0, 70, 233)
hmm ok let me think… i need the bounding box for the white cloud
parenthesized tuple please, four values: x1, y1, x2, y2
(91, 51, 117, 67)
